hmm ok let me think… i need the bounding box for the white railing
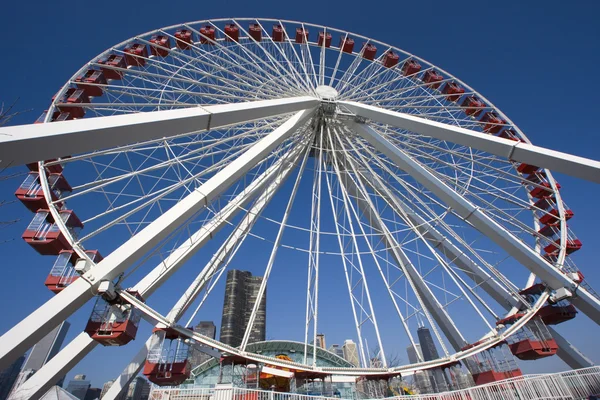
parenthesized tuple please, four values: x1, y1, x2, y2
(149, 366, 600, 400)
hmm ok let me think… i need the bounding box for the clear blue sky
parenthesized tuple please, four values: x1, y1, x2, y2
(1, 0, 600, 390)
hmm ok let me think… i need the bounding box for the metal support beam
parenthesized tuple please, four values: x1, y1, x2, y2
(340, 101, 600, 183)
(0, 96, 318, 168)
(350, 121, 600, 325)
(0, 108, 315, 372)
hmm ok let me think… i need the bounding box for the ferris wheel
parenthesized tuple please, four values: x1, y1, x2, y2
(1, 17, 600, 399)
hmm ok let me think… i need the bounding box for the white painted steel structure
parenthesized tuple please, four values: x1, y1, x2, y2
(2, 18, 599, 400)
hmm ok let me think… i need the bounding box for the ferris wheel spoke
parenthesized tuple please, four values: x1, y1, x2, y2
(350, 120, 600, 325)
(327, 124, 388, 367)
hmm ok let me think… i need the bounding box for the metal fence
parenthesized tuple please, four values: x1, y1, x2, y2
(149, 366, 600, 400)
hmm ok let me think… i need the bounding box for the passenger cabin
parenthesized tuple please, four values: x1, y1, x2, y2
(56, 88, 89, 119)
(174, 30, 194, 49)
(544, 238, 582, 255)
(480, 112, 506, 134)
(143, 327, 192, 385)
(463, 342, 522, 385)
(45, 250, 102, 293)
(401, 59, 421, 76)
(497, 315, 558, 360)
(225, 24, 239, 42)
(27, 159, 65, 174)
(362, 44, 377, 60)
(75, 70, 107, 97)
(383, 52, 399, 68)
(461, 96, 485, 117)
(422, 70, 444, 89)
(272, 25, 284, 42)
(98, 55, 127, 80)
(539, 208, 573, 226)
(295, 28, 308, 43)
(199, 26, 215, 44)
(22, 209, 83, 255)
(517, 163, 539, 175)
(497, 128, 524, 142)
(340, 37, 354, 53)
(538, 303, 577, 325)
(15, 172, 71, 212)
(124, 44, 149, 67)
(442, 82, 465, 102)
(318, 32, 332, 47)
(530, 182, 560, 199)
(85, 290, 143, 346)
(249, 24, 262, 41)
(149, 35, 171, 57)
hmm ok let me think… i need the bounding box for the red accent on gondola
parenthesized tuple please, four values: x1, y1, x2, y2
(22, 209, 83, 255)
(480, 112, 506, 134)
(295, 28, 308, 43)
(362, 44, 377, 60)
(509, 338, 558, 360)
(534, 196, 555, 211)
(15, 172, 71, 212)
(45, 250, 102, 294)
(340, 37, 354, 53)
(401, 59, 421, 76)
(530, 182, 560, 199)
(539, 209, 573, 226)
(200, 26, 215, 44)
(124, 44, 148, 67)
(98, 55, 127, 80)
(461, 96, 485, 117)
(497, 128, 524, 142)
(538, 304, 577, 325)
(175, 30, 194, 49)
(143, 327, 192, 385)
(423, 70, 443, 89)
(318, 32, 332, 47)
(272, 25, 284, 42)
(149, 35, 171, 57)
(442, 82, 465, 102)
(225, 24, 239, 42)
(383, 52, 399, 68)
(57, 88, 89, 119)
(517, 163, 539, 175)
(85, 290, 142, 346)
(544, 239, 582, 255)
(75, 70, 107, 97)
(249, 24, 262, 41)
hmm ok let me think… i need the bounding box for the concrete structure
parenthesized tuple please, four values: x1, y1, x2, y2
(190, 321, 217, 368)
(220, 270, 266, 347)
(328, 344, 344, 359)
(342, 340, 359, 367)
(65, 375, 90, 400)
(0, 355, 25, 400)
(316, 334, 326, 349)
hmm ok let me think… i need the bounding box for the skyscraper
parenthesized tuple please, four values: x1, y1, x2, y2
(125, 377, 150, 400)
(342, 339, 359, 367)
(189, 321, 217, 368)
(65, 374, 91, 400)
(328, 344, 345, 359)
(100, 380, 115, 399)
(406, 343, 423, 364)
(220, 270, 266, 347)
(315, 333, 326, 349)
(22, 321, 70, 371)
(417, 327, 449, 393)
(0, 355, 25, 400)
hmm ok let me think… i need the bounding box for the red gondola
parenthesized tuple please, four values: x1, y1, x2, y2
(56, 88, 89, 119)
(539, 208, 573, 226)
(98, 55, 127, 80)
(497, 315, 559, 360)
(199, 26, 215, 44)
(225, 24, 239, 42)
(249, 24, 262, 41)
(143, 327, 192, 386)
(401, 59, 421, 76)
(517, 163, 539, 175)
(544, 238, 582, 255)
(124, 44, 149, 67)
(27, 159, 66, 174)
(534, 196, 555, 211)
(497, 128, 524, 142)
(272, 25, 284, 42)
(383, 52, 399, 68)
(461, 96, 485, 117)
(15, 172, 71, 212)
(149, 35, 171, 57)
(85, 290, 143, 346)
(318, 32, 332, 47)
(295, 28, 308, 43)
(442, 82, 465, 102)
(340, 37, 354, 53)
(362, 44, 377, 60)
(175, 30, 194, 49)
(530, 182, 560, 199)
(45, 250, 102, 293)
(480, 112, 506, 134)
(22, 209, 83, 255)
(463, 342, 522, 385)
(538, 303, 577, 325)
(75, 70, 107, 97)
(423, 70, 444, 89)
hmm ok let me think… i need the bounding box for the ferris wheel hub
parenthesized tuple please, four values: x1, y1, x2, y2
(315, 85, 338, 101)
